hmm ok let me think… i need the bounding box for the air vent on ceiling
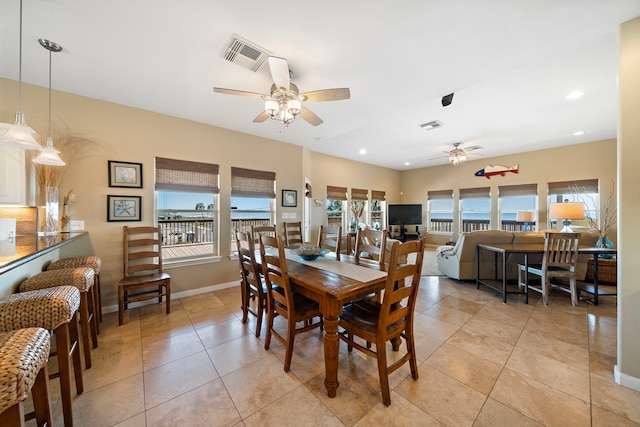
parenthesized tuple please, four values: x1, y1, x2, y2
(223, 34, 272, 72)
(419, 120, 444, 130)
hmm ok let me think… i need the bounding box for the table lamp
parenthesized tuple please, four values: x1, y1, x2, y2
(549, 202, 584, 232)
(516, 211, 534, 231)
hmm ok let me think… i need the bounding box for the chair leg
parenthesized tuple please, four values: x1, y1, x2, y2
(118, 285, 125, 326)
(31, 364, 53, 427)
(255, 295, 264, 337)
(570, 277, 578, 306)
(376, 338, 391, 406)
(78, 291, 92, 369)
(96, 274, 103, 324)
(88, 286, 99, 346)
(165, 281, 171, 315)
(0, 403, 24, 427)
(54, 323, 75, 427)
(264, 305, 274, 351)
(283, 320, 296, 372)
(406, 326, 419, 380)
(240, 280, 249, 324)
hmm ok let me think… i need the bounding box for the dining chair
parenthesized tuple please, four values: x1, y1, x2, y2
(235, 229, 267, 336)
(317, 225, 342, 261)
(259, 234, 323, 372)
(339, 239, 424, 406)
(355, 227, 387, 271)
(251, 225, 277, 246)
(517, 231, 581, 305)
(282, 221, 303, 248)
(117, 226, 171, 325)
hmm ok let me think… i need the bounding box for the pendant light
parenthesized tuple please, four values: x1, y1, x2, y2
(33, 39, 65, 166)
(0, 0, 42, 150)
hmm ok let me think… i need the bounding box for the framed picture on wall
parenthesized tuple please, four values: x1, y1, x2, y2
(108, 160, 143, 188)
(107, 195, 142, 222)
(282, 189, 297, 207)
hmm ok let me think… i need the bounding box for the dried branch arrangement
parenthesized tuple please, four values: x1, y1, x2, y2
(571, 179, 616, 238)
(350, 200, 365, 223)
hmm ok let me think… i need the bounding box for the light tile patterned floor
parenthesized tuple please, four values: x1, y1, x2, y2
(36, 276, 639, 426)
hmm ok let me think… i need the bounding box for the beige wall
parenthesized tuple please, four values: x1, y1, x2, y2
(618, 16, 640, 388)
(400, 139, 617, 246)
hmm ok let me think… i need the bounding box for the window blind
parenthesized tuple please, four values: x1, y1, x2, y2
(351, 188, 369, 200)
(427, 190, 453, 200)
(548, 179, 598, 195)
(231, 167, 276, 198)
(459, 187, 490, 199)
(326, 185, 347, 200)
(498, 184, 538, 198)
(371, 190, 386, 200)
(155, 157, 219, 193)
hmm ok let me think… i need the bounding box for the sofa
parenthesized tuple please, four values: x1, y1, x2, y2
(436, 229, 599, 281)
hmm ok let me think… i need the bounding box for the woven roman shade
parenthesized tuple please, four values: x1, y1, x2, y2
(498, 184, 538, 198)
(459, 187, 490, 199)
(231, 167, 276, 198)
(427, 190, 453, 200)
(155, 157, 219, 193)
(327, 186, 347, 200)
(548, 179, 598, 195)
(371, 190, 386, 200)
(305, 183, 312, 198)
(351, 188, 369, 200)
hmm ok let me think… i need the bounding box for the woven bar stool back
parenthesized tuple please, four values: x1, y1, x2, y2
(0, 286, 83, 427)
(0, 327, 52, 427)
(21, 267, 97, 369)
(48, 256, 103, 324)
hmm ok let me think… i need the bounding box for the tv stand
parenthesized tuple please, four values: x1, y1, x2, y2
(388, 224, 421, 242)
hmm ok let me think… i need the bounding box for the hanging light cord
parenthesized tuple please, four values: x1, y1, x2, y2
(47, 45, 52, 140)
(18, 0, 24, 113)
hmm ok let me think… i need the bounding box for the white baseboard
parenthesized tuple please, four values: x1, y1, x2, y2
(102, 280, 239, 314)
(615, 365, 640, 392)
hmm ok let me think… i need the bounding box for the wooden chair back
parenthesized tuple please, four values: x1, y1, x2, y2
(259, 235, 293, 313)
(355, 227, 387, 271)
(542, 231, 580, 273)
(122, 226, 164, 278)
(235, 229, 266, 335)
(317, 225, 342, 261)
(251, 225, 277, 245)
(282, 221, 303, 248)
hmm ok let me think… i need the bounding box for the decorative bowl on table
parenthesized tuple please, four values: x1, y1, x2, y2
(292, 243, 330, 261)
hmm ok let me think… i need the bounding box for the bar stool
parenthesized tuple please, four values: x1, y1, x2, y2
(0, 286, 83, 427)
(20, 267, 97, 370)
(48, 256, 103, 325)
(0, 327, 52, 427)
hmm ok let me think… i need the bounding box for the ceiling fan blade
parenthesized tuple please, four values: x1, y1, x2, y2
(268, 56, 290, 91)
(213, 87, 266, 99)
(464, 145, 483, 151)
(253, 111, 269, 123)
(301, 88, 351, 102)
(299, 106, 323, 126)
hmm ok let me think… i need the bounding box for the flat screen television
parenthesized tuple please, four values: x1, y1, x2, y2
(388, 204, 423, 225)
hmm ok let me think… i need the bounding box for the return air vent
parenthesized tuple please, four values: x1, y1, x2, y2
(419, 120, 444, 130)
(223, 34, 272, 72)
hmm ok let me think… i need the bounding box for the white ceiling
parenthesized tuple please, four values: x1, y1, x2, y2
(2, 1, 639, 170)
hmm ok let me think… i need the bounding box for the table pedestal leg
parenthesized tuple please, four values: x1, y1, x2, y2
(323, 315, 340, 397)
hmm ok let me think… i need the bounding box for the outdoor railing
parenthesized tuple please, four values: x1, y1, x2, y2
(428, 219, 535, 233)
(158, 218, 214, 246)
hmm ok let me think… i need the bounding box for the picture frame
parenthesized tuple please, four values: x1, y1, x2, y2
(282, 189, 297, 207)
(108, 160, 143, 188)
(107, 195, 142, 222)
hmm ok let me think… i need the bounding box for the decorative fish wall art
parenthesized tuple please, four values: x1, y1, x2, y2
(474, 164, 519, 179)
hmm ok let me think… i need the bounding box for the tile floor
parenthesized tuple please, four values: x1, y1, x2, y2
(36, 276, 639, 427)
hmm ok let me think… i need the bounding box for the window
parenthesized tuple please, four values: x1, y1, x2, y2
(459, 187, 490, 232)
(350, 188, 368, 232)
(326, 186, 347, 230)
(231, 167, 276, 252)
(548, 179, 598, 229)
(370, 190, 386, 231)
(499, 184, 538, 231)
(427, 190, 454, 233)
(155, 157, 219, 261)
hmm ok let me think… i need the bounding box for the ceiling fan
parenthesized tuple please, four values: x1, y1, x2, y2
(431, 142, 483, 165)
(213, 56, 350, 126)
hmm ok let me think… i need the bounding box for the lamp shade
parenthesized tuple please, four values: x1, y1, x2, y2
(516, 211, 534, 222)
(549, 202, 584, 220)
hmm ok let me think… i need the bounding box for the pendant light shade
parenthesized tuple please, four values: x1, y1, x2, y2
(0, 0, 42, 150)
(33, 39, 65, 166)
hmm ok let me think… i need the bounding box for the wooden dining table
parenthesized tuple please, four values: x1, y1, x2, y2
(257, 249, 388, 397)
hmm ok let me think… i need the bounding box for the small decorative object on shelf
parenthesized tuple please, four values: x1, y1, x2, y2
(60, 188, 77, 233)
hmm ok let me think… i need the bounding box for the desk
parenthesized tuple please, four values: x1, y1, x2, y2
(476, 244, 617, 305)
(259, 250, 388, 398)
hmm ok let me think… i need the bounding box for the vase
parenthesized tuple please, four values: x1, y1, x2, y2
(60, 203, 70, 233)
(37, 186, 60, 236)
(595, 236, 614, 259)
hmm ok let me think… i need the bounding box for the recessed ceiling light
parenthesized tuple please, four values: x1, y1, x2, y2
(359, 149, 366, 155)
(566, 91, 585, 100)
(404, 162, 410, 166)
(573, 130, 585, 136)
